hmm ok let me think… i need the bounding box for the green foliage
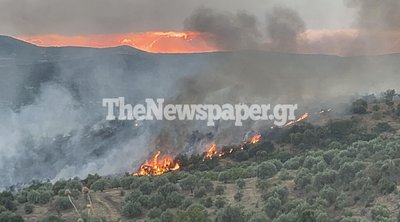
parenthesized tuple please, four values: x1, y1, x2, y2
(122, 201, 142, 219)
(180, 175, 197, 193)
(200, 197, 213, 208)
(215, 185, 225, 195)
(248, 212, 268, 222)
(160, 209, 174, 222)
(351, 99, 368, 114)
(0, 211, 24, 222)
(24, 204, 34, 214)
(214, 196, 226, 209)
(0, 192, 17, 212)
(233, 192, 243, 202)
(53, 196, 72, 212)
(216, 205, 245, 222)
(371, 205, 390, 221)
(40, 214, 64, 222)
(236, 179, 246, 189)
(148, 207, 162, 219)
(165, 191, 184, 208)
(264, 196, 281, 219)
(91, 179, 109, 192)
(383, 89, 396, 107)
(182, 204, 208, 222)
(158, 183, 179, 198)
(194, 187, 207, 198)
(257, 162, 277, 179)
(139, 181, 155, 195)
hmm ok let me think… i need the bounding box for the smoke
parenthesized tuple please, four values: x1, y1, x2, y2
(184, 7, 262, 51)
(346, 0, 400, 31)
(266, 6, 306, 52)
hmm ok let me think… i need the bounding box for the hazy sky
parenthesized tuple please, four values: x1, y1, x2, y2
(0, 0, 356, 36)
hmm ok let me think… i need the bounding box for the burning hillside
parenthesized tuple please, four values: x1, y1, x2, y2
(134, 151, 180, 176)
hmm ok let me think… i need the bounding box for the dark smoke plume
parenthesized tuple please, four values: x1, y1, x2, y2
(184, 7, 262, 51)
(266, 6, 306, 52)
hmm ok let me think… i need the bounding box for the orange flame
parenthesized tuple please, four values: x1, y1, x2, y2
(249, 133, 261, 144)
(134, 151, 180, 176)
(17, 31, 219, 53)
(204, 143, 218, 160)
(284, 112, 310, 127)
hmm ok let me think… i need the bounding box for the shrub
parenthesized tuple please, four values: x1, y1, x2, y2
(122, 201, 142, 219)
(236, 179, 246, 189)
(215, 185, 225, 195)
(148, 207, 162, 219)
(53, 196, 72, 212)
(201, 197, 213, 208)
(184, 204, 208, 222)
(0, 211, 24, 222)
(27, 190, 40, 204)
(37, 191, 52, 204)
(180, 175, 197, 193)
(91, 179, 109, 192)
(158, 183, 179, 198)
(248, 212, 268, 222)
(351, 99, 368, 114)
(139, 182, 155, 195)
(215, 196, 226, 209)
(24, 204, 34, 214)
(371, 205, 390, 221)
(257, 162, 277, 179)
(216, 205, 245, 222)
(40, 214, 65, 222)
(166, 191, 184, 208)
(234, 192, 243, 202)
(264, 197, 282, 219)
(160, 209, 174, 222)
(194, 187, 207, 198)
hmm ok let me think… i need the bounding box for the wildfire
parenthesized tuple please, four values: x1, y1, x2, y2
(248, 133, 261, 144)
(134, 151, 180, 176)
(17, 31, 219, 53)
(204, 143, 218, 160)
(284, 112, 310, 127)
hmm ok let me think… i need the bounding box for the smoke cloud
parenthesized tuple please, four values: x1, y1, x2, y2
(184, 7, 262, 51)
(266, 6, 306, 52)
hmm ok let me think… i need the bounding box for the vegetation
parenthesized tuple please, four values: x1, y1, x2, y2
(2, 97, 400, 221)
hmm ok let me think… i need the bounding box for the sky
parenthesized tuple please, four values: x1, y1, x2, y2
(0, 0, 356, 36)
(1, 0, 400, 56)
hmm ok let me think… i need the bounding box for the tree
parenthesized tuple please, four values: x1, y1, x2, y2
(351, 99, 368, 114)
(0, 211, 24, 222)
(215, 185, 225, 195)
(160, 209, 174, 222)
(257, 162, 277, 179)
(236, 179, 246, 189)
(248, 212, 268, 222)
(166, 191, 184, 208)
(234, 192, 243, 202)
(383, 89, 396, 107)
(186, 204, 208, 222)
(158, 183, 179, 198)
(122, 201, 142, 219)
(264, 197, 281, 219)
(180, 175, 197, 194)
(214, 196, 226, 209)
(371, 205, 390, 221)
(216, 205, 245, 222)
(40, 214, 65, 222)
(91, 179, 109, 192)
(148, 207, 162, 219)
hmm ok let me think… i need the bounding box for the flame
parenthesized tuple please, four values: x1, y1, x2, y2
(17, 31, 219, 53)
(134, 151, 180, 176)
(248, 133, 261, 144)
(284, 112, 310, 127)
(204, 143, 218, 160)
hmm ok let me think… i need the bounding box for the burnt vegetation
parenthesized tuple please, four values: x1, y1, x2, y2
(2, 92, 400, 222)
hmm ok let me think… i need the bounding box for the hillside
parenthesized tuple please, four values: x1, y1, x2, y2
(0, 99, 399, 222)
